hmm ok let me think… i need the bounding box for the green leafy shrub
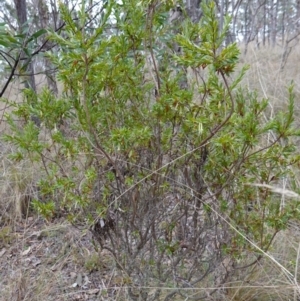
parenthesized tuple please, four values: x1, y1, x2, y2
(3, 1, 300, 300)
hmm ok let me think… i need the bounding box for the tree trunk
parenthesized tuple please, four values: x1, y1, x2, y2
(38, 0, 58, 95)
(49, 0, 60, 30)
(297, 0, 300, 21)
(281, 1, 285, 45)
(13, 0, 36, 92)
(186, 0, 202, 23)
(263, 0, 267, 46)
(270, 0, 277, 47)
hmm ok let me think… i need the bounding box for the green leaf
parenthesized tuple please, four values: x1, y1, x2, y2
(0, 39, 10, 47)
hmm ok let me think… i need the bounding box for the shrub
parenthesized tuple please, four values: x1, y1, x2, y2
(3, 1, 300, 300)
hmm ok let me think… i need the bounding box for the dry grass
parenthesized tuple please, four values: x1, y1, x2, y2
(222, 215, 300, 300)
(0, 219, 129, 301)
(0, 138, 42, 223)
(238, 42, 300, 126)
(1, 42, 300, 300)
